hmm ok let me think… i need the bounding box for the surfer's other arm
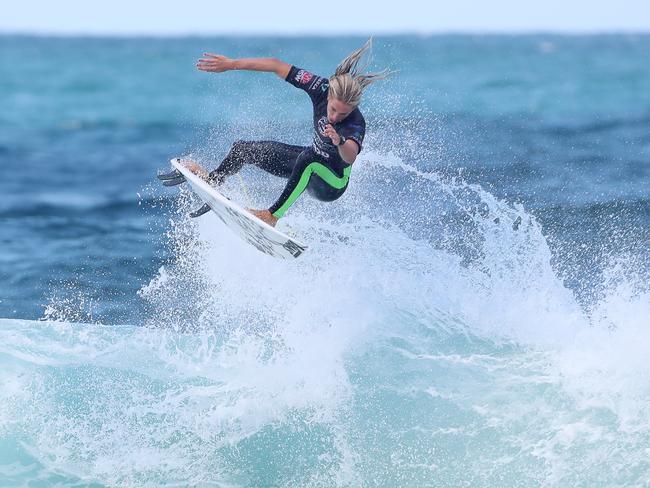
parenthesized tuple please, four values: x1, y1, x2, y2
(323, 124, 359, 164)
(197, 55, 291, 79)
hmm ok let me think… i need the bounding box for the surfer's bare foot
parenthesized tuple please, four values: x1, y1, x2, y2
(177, 158, 210, 180)
(249, 209, 278, 227)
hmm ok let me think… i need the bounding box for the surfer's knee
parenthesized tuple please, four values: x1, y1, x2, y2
(230, 140, 254, 153)
(231, 139, 245, 148)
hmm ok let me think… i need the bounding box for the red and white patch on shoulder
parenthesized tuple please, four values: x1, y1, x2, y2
(295, 69, 314, 85)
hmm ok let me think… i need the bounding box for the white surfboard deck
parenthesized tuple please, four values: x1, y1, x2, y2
(171, 158, 308, 259)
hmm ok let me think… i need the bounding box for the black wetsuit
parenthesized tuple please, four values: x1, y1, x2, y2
(209, 66, 366, 218)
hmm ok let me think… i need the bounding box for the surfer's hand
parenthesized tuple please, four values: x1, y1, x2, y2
(197, 53, 235, 73)
(323, 124, 341, 145)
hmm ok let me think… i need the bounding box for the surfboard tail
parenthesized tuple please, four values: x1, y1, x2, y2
(189, 203, 211, 218)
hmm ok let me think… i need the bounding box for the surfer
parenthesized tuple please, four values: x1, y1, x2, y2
(158, 38, 388, 227)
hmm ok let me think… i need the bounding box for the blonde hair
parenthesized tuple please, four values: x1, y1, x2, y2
(329, 38, 390, 107)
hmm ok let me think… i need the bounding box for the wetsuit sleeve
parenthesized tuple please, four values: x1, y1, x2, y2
(339, 119, 366, 153)
(285, 66, 328, 103)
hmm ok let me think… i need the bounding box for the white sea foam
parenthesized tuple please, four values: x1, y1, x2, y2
(3, 150, 648, 486)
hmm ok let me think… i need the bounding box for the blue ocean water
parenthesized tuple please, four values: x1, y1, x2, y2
(1, 35, 649, 486)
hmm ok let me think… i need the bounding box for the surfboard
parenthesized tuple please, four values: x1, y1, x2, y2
(170, 159, 308, 259)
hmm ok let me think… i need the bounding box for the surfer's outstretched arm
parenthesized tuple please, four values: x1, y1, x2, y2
(197, 55, 291, 80)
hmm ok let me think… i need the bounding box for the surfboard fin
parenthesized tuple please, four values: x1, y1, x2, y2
(162, 176, 186, 186)
(157, 169, 186, 186)
(189, 203, 211, 218)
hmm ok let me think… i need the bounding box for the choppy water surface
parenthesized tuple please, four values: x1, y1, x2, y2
(1, 35, 649, 486)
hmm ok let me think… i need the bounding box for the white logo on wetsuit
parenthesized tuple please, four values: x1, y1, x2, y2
(317, 117, 329, 135)
(313, 117, 334, 159)
(313, 145, 330, 159)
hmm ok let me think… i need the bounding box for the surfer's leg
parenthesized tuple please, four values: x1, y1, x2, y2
(208, 141, 304, 184)
(269, 152, 351, 218)
(305, 171, 350, 202)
